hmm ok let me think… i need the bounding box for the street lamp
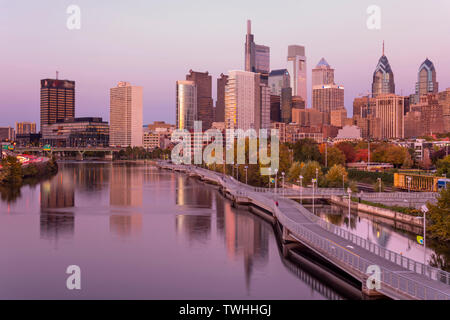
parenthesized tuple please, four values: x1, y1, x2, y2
(347, 187, 352, 222)
(275, 169, 278, 194)
(268, 167, 272, 190)
(312, 178, 317, 215)
(407, 176, 412, 193)
(244, 165, 248, 185)
(421, 205, 428, 264)
(377, 177, 382, 193)
(299, 175, 303, 204)
(281, 172, 285, 196)
(315, 168, 319, 189)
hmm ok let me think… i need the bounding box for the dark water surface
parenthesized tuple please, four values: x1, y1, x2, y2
(1, 161, 350, 299)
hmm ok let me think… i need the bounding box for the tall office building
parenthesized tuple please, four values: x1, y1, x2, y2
(287, 45, 307, 102)
(109, 82, 143, 147)
(224, 70, 269, 131)
(374, 94, 404, 139)
(15, 122, 36, 135)
(186, 70, 214, 130)
(40, 78, 75, 132)
(372, 43, 395, 97)
(215, 73, 228, 122)
(245, 20, 270, 74)
(415, 58, 438, 103)
(312, 58, 334, 87)
(280, 87, 292, 123)
(268, 69, 290, 95)
(176, 80, 197, 131)
(312, 84, 344, 113)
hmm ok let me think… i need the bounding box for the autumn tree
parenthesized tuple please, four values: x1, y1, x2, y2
(325, 164, 348, 188)
(426, 186, 450, 241)
(336, 142, 356, 163)
(326, 146, 346, 167)
(292, 139, 322, 163)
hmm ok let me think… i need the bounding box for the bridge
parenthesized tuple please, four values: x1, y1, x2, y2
(14, 146, 124, 160)
(158, 162, 450, 300)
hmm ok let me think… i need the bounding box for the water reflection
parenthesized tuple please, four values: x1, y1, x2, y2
(110, 163, 143, 207)
(110, 214, 143, 238)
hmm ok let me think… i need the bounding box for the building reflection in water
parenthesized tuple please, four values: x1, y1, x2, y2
(176, 175, 212, 208)
(175, 214, 211, 244)
(72, 162, 109, 192)
(110, 163, 143, 207)
(40, 170, 75, 240)
(109, 163, 143, 237)
(110, 214, 143, 238)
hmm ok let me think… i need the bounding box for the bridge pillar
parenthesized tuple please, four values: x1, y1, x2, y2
(282, 226, 296, 244)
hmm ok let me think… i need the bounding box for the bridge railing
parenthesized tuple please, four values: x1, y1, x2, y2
(359, 192, 438, 199)
(273, 204, 449, 300)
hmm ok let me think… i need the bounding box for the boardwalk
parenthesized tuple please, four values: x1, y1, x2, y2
(158, 162, 450, 300)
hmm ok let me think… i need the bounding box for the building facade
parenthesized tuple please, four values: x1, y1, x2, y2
(15, 122, 36, 135)
(176, 80, 197, 131)
(287, 45, 307, 103)
(268, 69, 290, 95)
(280, 87, 292, 123)
(215, 73, 228, 122)
(110, 82, 143, 147)
(312, 58, 334, 87)
(245, 20, 270, 74)
(40, 78, 75, 134)
(374, 94, 404, 139)
(372, 46, 395, 97)
(186, 70, 214, 130)
(312, 84, 344, 113)
(415, 58, 438, 103)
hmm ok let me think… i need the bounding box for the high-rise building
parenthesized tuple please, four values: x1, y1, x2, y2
(372, 43, 395, 98)
(415, 58, 438, 103)
(270, 95, 281, 122)
(268, 69, 290, 95)
(438, 88, 450, 132)
(245, 20, 270, 74)
(280, 87, 292, 123)
(109, 82, 143, 147)
(374, 94, 404, 139)
(0, 127, 15, 141)
(312, 58, 334, 87)
(287, 45, 307, 102)
(292, 96, 305, 109)
(186, 70, 214, 130)
(176, 80, 197, 131)
(353, 96, 376, 118)
(411, 94, 445, 136)
(40, 78, 75, 132)
(15, 122, 36, 135)
(215, 73, 228, 122)
(312, 84, 344, 113)
(224, 70, 269, 131)
(330, 108, 347, 127)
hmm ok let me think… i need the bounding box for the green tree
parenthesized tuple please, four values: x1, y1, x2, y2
(299, 161, 323, 187)
(1, 156, 23, 186)
(426, 186, 450, 241)
(326, 147, 346, 167)
(436, 155, 450, 177)
(325, 164, 347, 188)
(292, 139, 322, 163)
(287, 161, 302, 183)
(372, 179, 385, 192)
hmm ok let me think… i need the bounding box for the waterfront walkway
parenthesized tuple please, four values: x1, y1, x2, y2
(158, 162, 450, 300)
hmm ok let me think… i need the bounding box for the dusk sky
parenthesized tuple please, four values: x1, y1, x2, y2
(1, 0, 449, 129)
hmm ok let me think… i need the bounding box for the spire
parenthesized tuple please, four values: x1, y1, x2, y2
(382, 40, 385, 56)
(247, 20, 251, 35)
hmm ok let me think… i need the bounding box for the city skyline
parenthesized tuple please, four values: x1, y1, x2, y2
(1, 0, 450, 129)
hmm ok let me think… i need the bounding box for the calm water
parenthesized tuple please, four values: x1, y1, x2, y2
(1, 161, 350, 300)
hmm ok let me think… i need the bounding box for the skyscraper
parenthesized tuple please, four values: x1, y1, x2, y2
(224, 70, 269, 131)
(15, 122, 36, 135)
(374, 94, 404, 139)
(287, 45, 307, 103)
(312, 85, 344, 113)
(186, 70, 214, 130)
(415, 58, 438, 103)
(176, 80, 197, 131)
(109, 82, 143, 147)
(215, 73, 228, 122)
(245, 20, 270, 74)
(40, 78, 75, 131)
(280, 87, 292, 123)
(372, 42, 395, 97)
(268, 69, 290, 95)
(312, 58, 334, 87)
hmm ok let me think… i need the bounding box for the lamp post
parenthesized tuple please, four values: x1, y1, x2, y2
(407, 176, 412, 208)
(244, 165, 248, 185)
(281, 172, 285, 196)
(421, 205, 428, 264)
(315, 168, 319, 189)
(236, 164, 239, 181)
(299, 175, 303, 204)
(325, 141, 328, 168)
(268, 167, 272, 190)
(347, 187, 352, 222)
(312, 178, 316, 215)
(275, 169, 278, 194)
(377, 177, 382, 192)
(342, 173, 345, 192)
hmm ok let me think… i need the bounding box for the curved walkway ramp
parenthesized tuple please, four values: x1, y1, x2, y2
(158, 162, 450, 300)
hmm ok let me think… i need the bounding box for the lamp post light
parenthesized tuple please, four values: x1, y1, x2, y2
(281, 172, 285, 196)
(347, 187, 352, 222)
(299, 175, 303, 204)
(312, 178, 317, 215)
(275, 169, 278, 194)
(421, 205, 428, 264)
(244, 165, 248, 185)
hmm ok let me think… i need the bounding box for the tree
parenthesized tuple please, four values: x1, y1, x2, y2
(1, 156, 23, 186)
(292, 139, 322, 163)
(287, 161, 302, 183)
(336, 142, 356, 163)
(426, 186, 450, 241)
(299, 161, 323, 187)
(372, 179, 385, 192)
(325, 164, 347, 188)
(436, 155, 450, 177)
(354, 148, 368, 162)
(326, 147, 346, 167)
